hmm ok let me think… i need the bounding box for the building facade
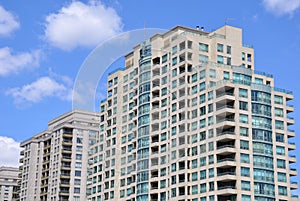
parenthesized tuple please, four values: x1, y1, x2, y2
(18, 110, 99, 201)
(0, 166, 20, 201)
(87, 25, 298, 201)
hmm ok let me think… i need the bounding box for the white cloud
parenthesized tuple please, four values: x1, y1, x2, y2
(263, 0, 300, 16)
(0, 6, 20, 37)
(44, 0, 123, 50)
(6, 75, 73, 106)
(0, 47, 41, 76)
(0, 136, 20, 167)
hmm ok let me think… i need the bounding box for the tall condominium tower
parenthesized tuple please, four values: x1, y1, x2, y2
(18, 110, 99, 201)
(0, 166, 20, 201)
(87, 25, 298, 201)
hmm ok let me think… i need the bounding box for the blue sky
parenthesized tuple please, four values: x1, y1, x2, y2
(0, 0, 300, 192)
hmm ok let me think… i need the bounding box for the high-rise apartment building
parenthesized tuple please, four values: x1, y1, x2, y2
(87, 25, 298, 201)
(18, 110, 99, 201)
(0, 166, 20, 201)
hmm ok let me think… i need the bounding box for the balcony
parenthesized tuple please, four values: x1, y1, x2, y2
(216, 131, 235, 142)
(216, 145, 236, 155)
(216, 117, 235, 130)
(62, 139, 72, 145)
(289, 154, 297, 163)
(289, 168, 298, 176)
(217, 171, 236, 181)
(217, 186, 237, 196)
(286, 104, 294, 113)
(291, 181, 298, 189)
(216, 105, 235, 117)
(217, 194, 237, 201)
(288, 141, 296, 150)
(288, 129, 296, 138)
(217, 158, 236, 168)
(287, 116, 295, 125)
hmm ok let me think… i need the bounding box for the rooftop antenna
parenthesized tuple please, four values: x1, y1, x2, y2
(224, 18, 235, 37)
(144, 20, 147, 41)
(225, 18, 235, 25)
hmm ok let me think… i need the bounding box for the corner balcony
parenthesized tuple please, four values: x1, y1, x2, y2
(286, 104, 294, 113)
(216, 144, 236, 155)
(288, 141, 296, 150)
(287, 116, 295, 125)
(291, 181, 298, 190)
(215, 105, 235, 117)
(217, 171, 237, 182)
(216, 131, 235, 142)
(287, 129, 296, 138)
(289, 154, 297, 163)
(289, 168, 298, 176)
(216, 117, 236, 130)
(217, 181, 237, 196)
(216, 157, 236, 168)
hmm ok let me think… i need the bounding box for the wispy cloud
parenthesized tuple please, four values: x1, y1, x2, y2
(6, 73, 73, 107)
(0, 47, 41, 76)
(0, 136, 20, 167)
(262, 0, 300, 16)
(44, 0, 123, 51)
(0, 5, 20, 37)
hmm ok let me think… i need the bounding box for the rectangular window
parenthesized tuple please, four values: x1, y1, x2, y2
(200, 156, 206, 166)
(274, 95, 283, 104)
(199, 43, 209, 52)
(278, 186, 287, 196)
(223, 71, 230, 80)
(200, 70, 206, 79)
(241, 181, 250, 191)
(278, 172, 287, 182)
(241, 167, 250, 177)
(208, 155, 214, 164)
(200, 119, 206, 128)
(275, 120, 284, 130)
(241, 195, 251, 201)
(209, 168, 214, 178)
(255, 78, 263, 84)
(275, 108, 284, 117)
(217, 43, 224, 52)
(192, 73, 198, 83)
(277, 159, 286, 168)
(217, 55, 223, 64)
(239, 101, 248, 111)
(200, 183, 206, 193)
(276, 146, 285, 155)
(239, 114, 248, 123)
(240, 153, 249, 163)
(199, 54, 208, 63)
(227, 45, 231, 54)
(276, 133, 284, 142)
(192, 172, 198, 181)
(239, 88, 248, 98)
(200, 170, 206, 179)
(209, 69, 216, 78)
(240, 140, 249, 150)
(227, 57, 231, 65)
(200, 94, 206, 103)
(172, 46, 177, 54)
(172, 57, 177, 66)
(200, 82, 206, 91)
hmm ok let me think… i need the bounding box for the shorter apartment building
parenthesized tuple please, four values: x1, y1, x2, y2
(0, 166, 20, 201)
(18, 110, 99, 201)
